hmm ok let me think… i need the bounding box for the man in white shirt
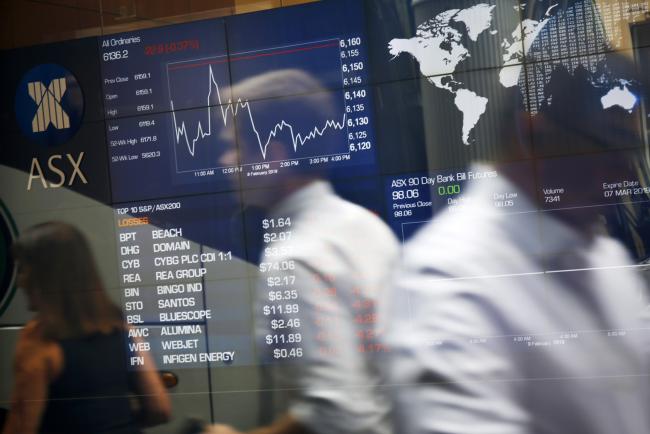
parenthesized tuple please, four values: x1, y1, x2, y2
(379, 52, 650, 433)
(381, 167, 650, 433)
(207, 69, 399, 434)
(252, 179, 397, 434)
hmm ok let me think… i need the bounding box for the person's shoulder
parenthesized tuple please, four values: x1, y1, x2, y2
(293, 194, 397, 249)
(327, 197, 397, 241)
(18, 319, 47, 347)
(20, 318, 42, 336)
(402, 209, 516, 275)
(15, 320, 63, 375)
(592, 234, 634, 262)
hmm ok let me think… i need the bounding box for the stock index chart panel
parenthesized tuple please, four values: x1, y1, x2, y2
(101, 0, 376, 203)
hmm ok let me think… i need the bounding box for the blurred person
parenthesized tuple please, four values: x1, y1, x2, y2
(205, 70, 399, 434)
(379, 0, 650, 431)
(2, 222, 171, 434)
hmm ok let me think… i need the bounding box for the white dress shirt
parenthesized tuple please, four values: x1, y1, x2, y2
(257, 180, 399, 434)
(380, 166, 650, 434)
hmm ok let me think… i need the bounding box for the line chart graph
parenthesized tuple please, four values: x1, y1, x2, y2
(170, 65, 347, 162)
(166, 39, 355, 173)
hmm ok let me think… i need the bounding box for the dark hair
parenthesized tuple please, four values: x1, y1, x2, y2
(12, 222, 123, 339)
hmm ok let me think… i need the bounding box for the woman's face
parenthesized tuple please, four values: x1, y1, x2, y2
(16, 263, 40, 312)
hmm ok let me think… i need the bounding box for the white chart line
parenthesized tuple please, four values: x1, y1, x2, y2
(170, 64, 347, 163)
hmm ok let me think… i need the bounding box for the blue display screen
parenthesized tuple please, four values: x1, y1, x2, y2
(3, 0, 650, 380)
(101, 0, 376, 203)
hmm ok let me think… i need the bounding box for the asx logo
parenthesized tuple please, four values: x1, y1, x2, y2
(28, 78, 70, 132)
(15, 64, 88, 191)
(15, 63, 84, 147)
